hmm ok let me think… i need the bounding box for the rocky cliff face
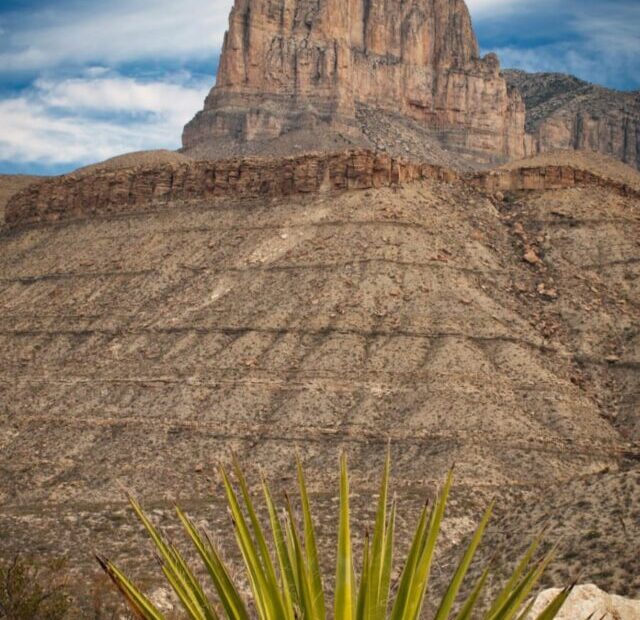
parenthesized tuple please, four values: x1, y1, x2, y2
(10, 149, 640, 229)
(5, 151, 457, 228)
(504, 70, 640, 170)
(470, 165, 640, 197)
(182, 0, 529, 165)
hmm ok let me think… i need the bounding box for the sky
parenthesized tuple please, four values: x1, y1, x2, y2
(1, 0, 639, 175)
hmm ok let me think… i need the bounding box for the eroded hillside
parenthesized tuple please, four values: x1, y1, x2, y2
(0, 152, 638, 608)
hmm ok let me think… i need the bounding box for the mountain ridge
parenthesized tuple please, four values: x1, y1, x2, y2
(180, 0, 640, 171)
(7, 149, 640, 229)
(504, 69, 640, 170)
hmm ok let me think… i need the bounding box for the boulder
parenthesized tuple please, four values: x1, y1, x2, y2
(530, 584, 640, 620)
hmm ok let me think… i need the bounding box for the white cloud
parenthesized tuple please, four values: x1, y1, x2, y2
(496, 45, 598, 77)
(571, 8, 640, 75)
(466, 0, 530, 16)
(0, 0, 233, 73)
(0, 72, 210, 166)
(489, 2, 640, 90)
(37, 74, 206, 116)
(496, 43, 640, 90)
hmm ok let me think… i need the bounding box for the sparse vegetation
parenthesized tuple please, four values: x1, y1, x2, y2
(99, 453, 571, 619)
(0, 554, 71, 620)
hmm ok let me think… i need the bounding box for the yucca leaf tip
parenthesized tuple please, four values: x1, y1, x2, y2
(99, 452, 568, 620)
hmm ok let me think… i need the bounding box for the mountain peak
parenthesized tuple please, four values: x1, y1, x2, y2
(182, 0, 529, 167)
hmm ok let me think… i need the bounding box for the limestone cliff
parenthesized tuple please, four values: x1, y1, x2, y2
(182, 0, 529, 165)
(5, 150, 457, 228)
(9, 149, 640, 229)
(504, 70, 640, 170)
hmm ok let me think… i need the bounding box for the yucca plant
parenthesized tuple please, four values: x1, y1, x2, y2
(98, 453, 572, 619)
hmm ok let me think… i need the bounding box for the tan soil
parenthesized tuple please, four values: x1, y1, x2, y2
(73, 149, 193, 177)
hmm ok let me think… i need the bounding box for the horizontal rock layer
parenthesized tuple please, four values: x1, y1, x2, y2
(8, 151, 640, 229)
(470, 165, 640, 197)
(5, 151, 457, 228)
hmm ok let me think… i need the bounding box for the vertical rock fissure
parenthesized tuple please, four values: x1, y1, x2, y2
(242, 5, 251, 84)
(363, 0, 372, 52)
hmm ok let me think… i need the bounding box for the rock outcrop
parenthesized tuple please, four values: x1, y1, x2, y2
(180, 1, 640, 171)
(5, 150, 457, 228)
(182, 0, 529, 166)
(504, 70, 640, 170)
(11, 147, 640, 229)
(469, 165, 640, 197)
(10, 149, 640, 229)
(529, 585, 640, 620)
(0, 175, 43, 223)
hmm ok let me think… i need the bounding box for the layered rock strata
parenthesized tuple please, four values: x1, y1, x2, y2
(470, 166, 640, 197)
(5, 151, 457, 228)
(182, 0, 529, 164)
(9, 150, 640, 229)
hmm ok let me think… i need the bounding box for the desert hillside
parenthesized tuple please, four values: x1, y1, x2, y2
(1, 150, 638, 607)
(2, 0, 640, 614)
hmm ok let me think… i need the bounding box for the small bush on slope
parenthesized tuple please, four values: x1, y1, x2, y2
(0, 554, 71, 620)
(98, 453, 574, 620)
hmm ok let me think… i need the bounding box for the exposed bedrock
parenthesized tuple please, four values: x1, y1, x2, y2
(4, 150, 457, 228)
(504, 71, 640, 171)
(7, 150, 640, 229)
(182, 0, 530, 165)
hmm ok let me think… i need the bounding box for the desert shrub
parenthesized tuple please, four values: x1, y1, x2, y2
(99, 453, 572, 619)
(0, 554, 71, 620)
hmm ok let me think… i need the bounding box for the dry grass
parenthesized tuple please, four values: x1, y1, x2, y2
(72, 150, 193, 178)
